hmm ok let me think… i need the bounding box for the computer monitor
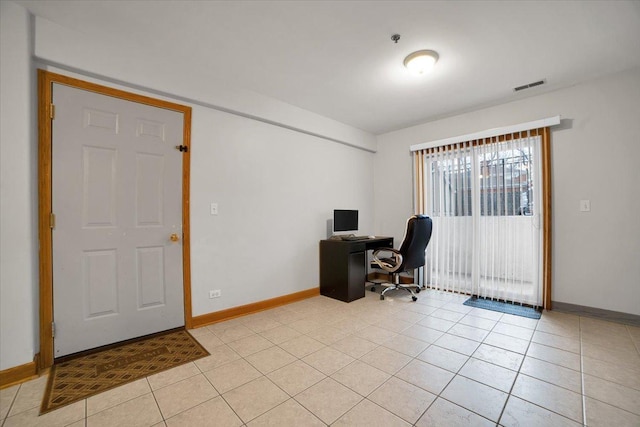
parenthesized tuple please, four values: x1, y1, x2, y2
(333, 209, 358, 233)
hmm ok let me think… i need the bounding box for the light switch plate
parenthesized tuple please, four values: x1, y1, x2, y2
(210, 203, 218, 215)
(580, 199, 591, 212)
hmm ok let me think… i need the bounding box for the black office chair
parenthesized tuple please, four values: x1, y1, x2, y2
(370, 215, 433, 301)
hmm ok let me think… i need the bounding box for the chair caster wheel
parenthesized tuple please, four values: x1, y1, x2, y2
(415, 288, 420, 293)
(412, 296, 417, 302)
(380, 295, 385, 300)
(370, 287, 376, 292)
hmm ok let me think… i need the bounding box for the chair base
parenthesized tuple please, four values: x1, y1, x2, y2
(370, 282, 420, 302)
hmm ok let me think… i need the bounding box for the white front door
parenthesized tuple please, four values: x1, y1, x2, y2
(52, 83, 185, 357)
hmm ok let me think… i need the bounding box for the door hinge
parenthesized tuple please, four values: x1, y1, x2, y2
(50, 103, 55, 120)
(175, 145, 188, 153)
(49, 212, 56, 229)
(51, 321, 55, 338)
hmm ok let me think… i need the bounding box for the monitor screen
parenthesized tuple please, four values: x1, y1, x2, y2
(333, 209, 358, 232)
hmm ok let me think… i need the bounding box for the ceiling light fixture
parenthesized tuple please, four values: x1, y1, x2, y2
(403, 50, 439, 75)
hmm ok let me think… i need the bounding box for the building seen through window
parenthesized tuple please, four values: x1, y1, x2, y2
(429, 147, 534, 217)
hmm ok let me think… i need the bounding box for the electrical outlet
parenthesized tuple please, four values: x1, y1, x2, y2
(209, 290, 222, 298)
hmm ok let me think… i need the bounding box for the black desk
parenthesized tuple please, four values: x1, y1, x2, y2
(319, 237, 394, 302)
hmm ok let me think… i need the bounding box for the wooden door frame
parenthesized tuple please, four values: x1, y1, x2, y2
(37, 70, 193, 370)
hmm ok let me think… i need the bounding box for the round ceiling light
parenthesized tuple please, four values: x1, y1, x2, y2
(403, 50, 439, 75)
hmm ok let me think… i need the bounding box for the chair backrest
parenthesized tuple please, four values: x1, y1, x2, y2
(397, 215, 433, 271)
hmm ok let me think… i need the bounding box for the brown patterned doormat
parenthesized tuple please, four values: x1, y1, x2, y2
(40, 329, 209, 414)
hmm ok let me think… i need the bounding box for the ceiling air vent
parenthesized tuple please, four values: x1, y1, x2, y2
(513, 79, 546, 92)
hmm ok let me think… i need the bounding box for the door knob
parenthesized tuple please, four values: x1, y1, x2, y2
(170, 233, 180, 242)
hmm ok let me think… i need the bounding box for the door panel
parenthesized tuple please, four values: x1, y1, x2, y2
(82, 146, 117, 227)
(52, 83, 184, 357)
(135, 153, 164, 226)
(136, 246, 166, 308)
(83, 249, 118, 318)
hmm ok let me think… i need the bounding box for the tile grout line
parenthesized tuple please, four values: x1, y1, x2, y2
(388, 302, 463, 426)
(145, 375, 167, 424)
(449, 309, 590, 425)
(212, 305, 601, 425)
(13, 292, 637, 425)
(495, 313, 538, 426)
(625, 324, 640, 355)
(324, 296, 451, 425)
(579, 318, 588, 427)
(415, 304, 503, 425)
(332, 321, 423, 424)
(124, 304, 624, 424)
(1, 382, 20, 427)
(197, 346, 258, 426)
(207, 328, 338, 426)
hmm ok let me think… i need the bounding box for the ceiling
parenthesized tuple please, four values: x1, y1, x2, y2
(15, 0, 640, 135)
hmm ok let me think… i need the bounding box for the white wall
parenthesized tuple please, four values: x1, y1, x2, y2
(0, 1, 38, 371)
(190, 107, 374, 316)
(0, 4, 375, 370)
(375, 68, 640, 315)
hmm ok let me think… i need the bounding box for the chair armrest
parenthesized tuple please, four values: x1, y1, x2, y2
(372, 248, 403, 273)
(372, 247, 401, 257)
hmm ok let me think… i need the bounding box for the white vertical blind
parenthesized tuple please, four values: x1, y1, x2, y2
(421, 131, 543, 306)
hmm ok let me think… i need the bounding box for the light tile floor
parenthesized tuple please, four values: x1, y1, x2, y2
(2, 289, 640, 426)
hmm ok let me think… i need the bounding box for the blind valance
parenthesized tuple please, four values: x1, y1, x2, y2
(410, 116, 560, 152)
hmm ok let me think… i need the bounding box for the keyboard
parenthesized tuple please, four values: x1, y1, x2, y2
(341, 235, 370, 241)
